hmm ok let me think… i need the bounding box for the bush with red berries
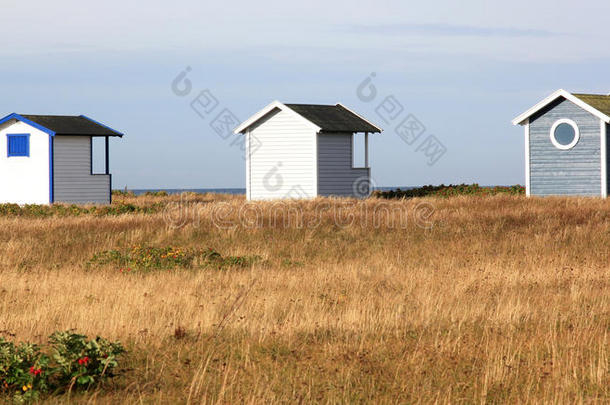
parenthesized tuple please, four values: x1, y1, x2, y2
(0, 331, 124, 403)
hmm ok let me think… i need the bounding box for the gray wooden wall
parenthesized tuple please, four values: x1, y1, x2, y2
(529, 98, 601, 196)
(53, 136, 110, 204)
(317, 133, 369, 197)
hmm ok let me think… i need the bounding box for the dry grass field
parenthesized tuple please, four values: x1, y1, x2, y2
(0, 194, 608, 403)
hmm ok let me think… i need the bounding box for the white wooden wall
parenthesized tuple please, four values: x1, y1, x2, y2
(0, 120, 50, 204)
(247, 108, 316, 200)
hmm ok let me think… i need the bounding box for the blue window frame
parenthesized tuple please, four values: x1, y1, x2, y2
(7, 134, 30, 157)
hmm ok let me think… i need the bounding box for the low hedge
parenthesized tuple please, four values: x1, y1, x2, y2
(373, 184, 525, 199)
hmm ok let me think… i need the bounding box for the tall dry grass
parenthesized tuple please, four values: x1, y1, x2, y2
(0, 194, 608, 403)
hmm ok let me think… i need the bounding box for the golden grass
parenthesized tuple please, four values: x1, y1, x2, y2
(0, 194, 608, 403)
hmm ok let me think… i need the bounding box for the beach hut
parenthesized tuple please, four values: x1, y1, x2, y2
(234, 101, 382, 200)
(0, 113, 123, 205)
(513, 89, 609, 197)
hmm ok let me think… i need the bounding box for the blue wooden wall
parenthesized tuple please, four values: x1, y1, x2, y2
(529, 98, 601, 196)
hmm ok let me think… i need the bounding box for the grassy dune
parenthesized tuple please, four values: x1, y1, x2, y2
(0, 194, 608, 403)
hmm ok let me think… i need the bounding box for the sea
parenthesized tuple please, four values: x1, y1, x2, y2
(127, 187, 413, 196)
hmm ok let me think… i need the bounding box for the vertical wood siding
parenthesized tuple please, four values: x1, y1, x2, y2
(0, 121, 50, 204)
(248, 109, 316, 200)
(53, 136, 110, 204)
(317, 133, 369, 197)
(529, 98, 601, 196)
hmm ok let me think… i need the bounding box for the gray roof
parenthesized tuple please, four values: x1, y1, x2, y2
(285, 104, 381, 133)
(20, 114, 123, 136)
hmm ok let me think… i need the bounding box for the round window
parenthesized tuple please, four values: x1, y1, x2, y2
(550, 119, 580, 150)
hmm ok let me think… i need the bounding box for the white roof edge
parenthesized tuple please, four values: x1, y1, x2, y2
(336, 103, 383, 133)
(512, 89, 610, 126)
(233, 100, 321, 134)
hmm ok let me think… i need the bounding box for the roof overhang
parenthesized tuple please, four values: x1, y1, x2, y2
(0, 113, 56, 135)
(512, 89, 610, 126)
(234, 101, 322, 134)
(0, 113, 124, 137)
(79, 115, 124, 137)
(335, 103, 383, 133)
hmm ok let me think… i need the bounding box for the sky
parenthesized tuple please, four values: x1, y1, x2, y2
(2, 0, 610, 189)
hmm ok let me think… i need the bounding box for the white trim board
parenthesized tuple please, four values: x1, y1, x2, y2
(313, 128, 318, 196)
(246, 129, 251, 201)
(525, 119, 531, 197)
(601, 120, 608, 198)
(512, 89, 610, 126)
(234, 100, 321, 134)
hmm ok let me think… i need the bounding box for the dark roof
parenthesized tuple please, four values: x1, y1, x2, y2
(572, 94, 610, 117)
(19, 114, 123, 136)
(285, 104, 381, 133)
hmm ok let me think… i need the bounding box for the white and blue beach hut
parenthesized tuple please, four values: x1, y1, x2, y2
(0, 113, 123, 205)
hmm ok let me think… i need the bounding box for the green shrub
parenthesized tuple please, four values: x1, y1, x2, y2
(112, 189, 135, 197)
(143, 191, 168, 197)
(0, 331, 124, 403)
(373, 184, 525, 199)
(46, 331, 124, 388)
(0, 339, 47, 402)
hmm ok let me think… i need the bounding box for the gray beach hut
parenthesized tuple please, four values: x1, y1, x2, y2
(513, 89, 609, 197)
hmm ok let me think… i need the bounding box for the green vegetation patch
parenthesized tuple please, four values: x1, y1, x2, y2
(374, 183, 525, 199)
(112, 190, 168, 197)
(0, 203, 164, 218)
(89, 246, 260, 272)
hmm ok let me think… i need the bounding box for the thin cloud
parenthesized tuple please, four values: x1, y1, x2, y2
(348, 23, 561, 37)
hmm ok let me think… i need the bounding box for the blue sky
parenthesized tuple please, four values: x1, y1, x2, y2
(2, 0, 610, 188)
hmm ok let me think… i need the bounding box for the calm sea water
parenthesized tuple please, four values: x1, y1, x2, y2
(126, 187, 414, 196)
